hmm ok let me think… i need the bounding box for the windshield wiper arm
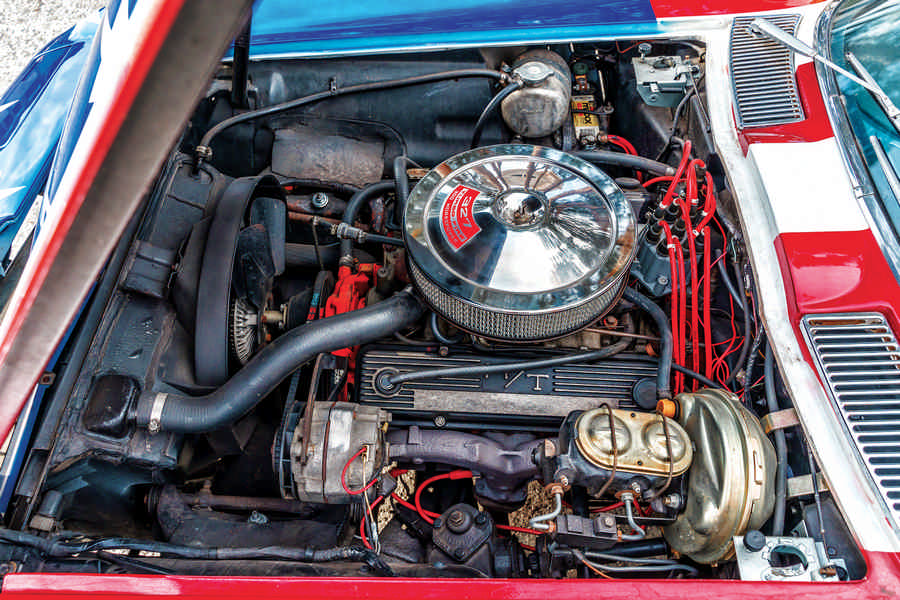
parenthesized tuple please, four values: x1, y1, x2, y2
(845, 52, 900, 135)
(750, 18, 900, 134)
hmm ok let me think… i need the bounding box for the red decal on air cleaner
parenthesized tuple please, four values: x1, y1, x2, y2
(441, 185, 482, 250)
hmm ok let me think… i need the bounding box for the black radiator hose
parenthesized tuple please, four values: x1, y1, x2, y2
(134, 291, 424, 434)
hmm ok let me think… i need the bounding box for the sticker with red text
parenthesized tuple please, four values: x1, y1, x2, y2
(441, 185, 482, 250)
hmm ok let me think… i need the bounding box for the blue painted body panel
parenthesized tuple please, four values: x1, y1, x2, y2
(246, 0, 661, 56)
(0, 17, 98, 273)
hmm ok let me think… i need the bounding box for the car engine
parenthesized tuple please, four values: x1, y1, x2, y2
(1, 40, 865, 582)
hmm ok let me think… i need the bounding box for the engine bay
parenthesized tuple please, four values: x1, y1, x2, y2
(0, 39, 867, 582)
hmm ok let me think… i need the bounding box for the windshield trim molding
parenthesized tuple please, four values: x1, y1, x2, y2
(814, 0, 900, 282)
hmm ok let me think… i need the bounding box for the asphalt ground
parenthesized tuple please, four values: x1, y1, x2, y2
(0, 1, 104, 94)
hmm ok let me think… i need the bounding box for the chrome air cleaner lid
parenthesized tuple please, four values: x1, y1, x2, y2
(405, 144, 636, 341)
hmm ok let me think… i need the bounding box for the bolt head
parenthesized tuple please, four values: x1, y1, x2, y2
(475, 512, 488, 526)
(452, 548, 466, 560)
(434, 415, 447, 427)
(310, 192, 329, 209)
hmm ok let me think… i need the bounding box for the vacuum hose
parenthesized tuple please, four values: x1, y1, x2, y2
(134, 291, 424, 434)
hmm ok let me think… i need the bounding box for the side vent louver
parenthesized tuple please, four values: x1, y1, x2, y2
(731, 14, 805, 128)
(801, 313, 900, 522)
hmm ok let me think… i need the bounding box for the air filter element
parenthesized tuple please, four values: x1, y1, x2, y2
(404, 145, 636, 341)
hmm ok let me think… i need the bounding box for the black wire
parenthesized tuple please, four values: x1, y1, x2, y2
(764, 343, 788, 537)
(429, 313, 465, 345)
(570, 108, 613, 118)
(0, 529, 394, 576)
(323, 369, 349, 405)
(310, 221, 324, 272)
(383, 344, 626, 388)
(197, 68, 506, 164)
(572, 549, 698, 576)
(726, 260, 752, 386)
(96, 550, 174, 575)
(654, 73, 704, 162)
(743, 328, 766, 398)
(714, 249, 743, 306)
(471, 80, 522, 148)
(364, 233, 404, 247)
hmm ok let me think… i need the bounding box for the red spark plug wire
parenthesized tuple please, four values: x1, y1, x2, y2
(660, 222, 684, 393)
(702, 225, 714, 380)
(661, 140, 692, 208)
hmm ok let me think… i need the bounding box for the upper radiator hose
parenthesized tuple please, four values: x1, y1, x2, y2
(134, 291, 425, 434)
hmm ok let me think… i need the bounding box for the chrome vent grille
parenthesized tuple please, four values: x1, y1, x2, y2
(731, 14, 804, 128)
(801, 313, 900, 520)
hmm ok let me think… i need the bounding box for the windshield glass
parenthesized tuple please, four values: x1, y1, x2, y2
(829, 0, 900, 238)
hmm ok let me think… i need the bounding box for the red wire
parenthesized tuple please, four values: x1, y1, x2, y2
(607, 135, 642, 182)
(497, 525, 545, 535)
(593, 497, 645, 516)
(660, 222, 682, 393)
(340, 446, 378, 496)
(414, 470, 473, 524)
(595, 501, 624, 512)
(607, 135, 638, 155)
(616, 40, 644, 53)
(712, 296, 743, 387)
(642, 175, 674, 188)
(674, 236, 687, 393)
(677, 194, 701, 390)
(391, 492, 440, 519)
(702, 225, 714, 380)
(661, 140, 692, 208)
(697, 171, 718, 231)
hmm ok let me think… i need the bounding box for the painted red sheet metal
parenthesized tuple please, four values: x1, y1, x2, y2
(651, 0, 827, 18)
(738, 63, 834, 153)
(1, 549, 898, 598)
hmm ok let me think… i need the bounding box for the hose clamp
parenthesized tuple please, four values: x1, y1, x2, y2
(148, 393, 167, 435)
